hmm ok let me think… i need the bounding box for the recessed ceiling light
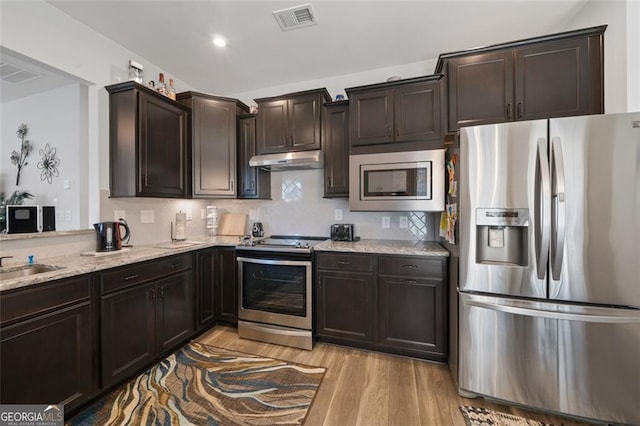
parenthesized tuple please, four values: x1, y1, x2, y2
(212, 36, 227, 48)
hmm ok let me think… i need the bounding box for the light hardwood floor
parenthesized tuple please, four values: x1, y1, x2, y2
(196, 326, 594, 426)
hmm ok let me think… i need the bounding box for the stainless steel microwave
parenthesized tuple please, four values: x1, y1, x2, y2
(349, 149, 445, 211)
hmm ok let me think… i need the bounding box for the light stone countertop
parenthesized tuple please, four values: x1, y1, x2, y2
(314, 239, 450, 257)
(0, 235, 242, 293)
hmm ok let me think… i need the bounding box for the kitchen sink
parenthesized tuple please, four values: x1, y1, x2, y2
(0, 264, 64, 280)
(151, 241, 202, 250)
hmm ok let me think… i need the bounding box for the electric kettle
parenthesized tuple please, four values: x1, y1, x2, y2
(94, 220, 130, 252)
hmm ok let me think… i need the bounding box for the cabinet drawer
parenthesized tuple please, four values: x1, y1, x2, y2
(316, 252, 373, 273)
(0, 275, 92, 325)
(378, 255, 444, 278)
(101, 254, 193, 294)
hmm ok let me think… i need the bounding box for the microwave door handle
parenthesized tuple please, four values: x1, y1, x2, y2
(534, 137, 551, 280)
(550, 137, 566, 281)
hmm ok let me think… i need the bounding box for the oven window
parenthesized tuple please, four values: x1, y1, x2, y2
(241, 262, 307, 317)
(363, 165, 429, 197)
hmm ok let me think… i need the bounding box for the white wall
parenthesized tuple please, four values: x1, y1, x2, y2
(1, 84, 84, 230)
(560, 0, 630, 113)
(627, 0, 640, 111)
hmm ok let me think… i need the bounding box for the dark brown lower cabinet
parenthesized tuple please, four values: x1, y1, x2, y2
(195, 249, 216, 330)
(315, 270, 375, 343)
(315, 252, 447, 361)
(214, 247, 238, 324)
(101, 265, 194, 388)
(378, 275, 446, 357)
(0, 274, 96, 411)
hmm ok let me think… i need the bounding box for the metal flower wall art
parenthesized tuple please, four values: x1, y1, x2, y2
(37, 144, 61, 184)
(10, 124, 32, 186)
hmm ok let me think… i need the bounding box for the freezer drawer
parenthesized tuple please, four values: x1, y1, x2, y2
(459, 292, 640, 425)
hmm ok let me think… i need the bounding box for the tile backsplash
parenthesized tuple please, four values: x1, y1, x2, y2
(99, 169, 438, 246)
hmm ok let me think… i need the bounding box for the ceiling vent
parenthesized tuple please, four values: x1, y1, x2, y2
(0, 61, 43, 84)
(273, 3, 318, 32)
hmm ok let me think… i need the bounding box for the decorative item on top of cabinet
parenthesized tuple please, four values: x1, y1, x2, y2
(254, 88, 331, 155)
(346, 74, 446, 154)
(238, 114, 271, 199)
(323, 100, 350, 198)
(106, 81, 190, 198)
(436, 25, 605, 132)
(176, 92, 249, 198)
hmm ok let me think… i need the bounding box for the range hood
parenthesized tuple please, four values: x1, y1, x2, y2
(249, 150, 323, 171)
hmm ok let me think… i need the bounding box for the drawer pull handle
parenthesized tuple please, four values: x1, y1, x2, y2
(404, 279, 417, 284)
(337, 261, 350, 265)
(124, 274, 139, 281)
(403, 265, 417, 269)
(169, 263, 180, 269)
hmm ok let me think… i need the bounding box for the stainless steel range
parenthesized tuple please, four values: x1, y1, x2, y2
(236, 235, 327, 350)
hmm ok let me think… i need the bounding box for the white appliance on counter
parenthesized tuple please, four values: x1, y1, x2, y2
(458, 113, 640, 425)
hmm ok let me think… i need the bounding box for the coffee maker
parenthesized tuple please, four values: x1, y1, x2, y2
(251, 222, 264, 238)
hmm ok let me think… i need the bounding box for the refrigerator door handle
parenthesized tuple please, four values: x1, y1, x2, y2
(534, 137, 551, 279)
(550, 137, 566, 280)
(465, 295, 640, 324)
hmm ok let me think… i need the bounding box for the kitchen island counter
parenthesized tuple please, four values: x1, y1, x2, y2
(0, 235, 241, 292)
(315, 239, 449, 257)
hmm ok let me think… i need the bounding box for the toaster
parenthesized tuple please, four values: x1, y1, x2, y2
(330, 224, 358, 242)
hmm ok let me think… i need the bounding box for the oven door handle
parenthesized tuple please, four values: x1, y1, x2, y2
(236, 257, 312, 267)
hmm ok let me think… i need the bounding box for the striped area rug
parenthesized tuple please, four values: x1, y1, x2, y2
(68, 341, 326, 425)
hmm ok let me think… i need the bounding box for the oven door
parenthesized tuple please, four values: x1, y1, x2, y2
(237, 256, 312, 330)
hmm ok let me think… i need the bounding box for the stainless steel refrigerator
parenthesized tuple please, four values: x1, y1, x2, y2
(458, 112, 640, 425)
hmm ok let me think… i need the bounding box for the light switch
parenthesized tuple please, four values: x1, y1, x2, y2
(382, 216, 390, 229)
(334, 209, 343, 221)
(399, 216, 408, 228)
(140, 210, 154, 224)
(186, 209, 193, 221)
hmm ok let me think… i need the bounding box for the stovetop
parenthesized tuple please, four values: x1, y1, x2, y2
(237, 235, 328, 253)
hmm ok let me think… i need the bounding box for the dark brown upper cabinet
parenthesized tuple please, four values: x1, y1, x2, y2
(437, 25, 605, 132)
(106, 81, 190, 198)
(255, 88, 331, 155)
(323, 101, 350, 198)
(238, 115, 271, 199)
(346, 75, 445, 153)
(177, 92, 248, 198)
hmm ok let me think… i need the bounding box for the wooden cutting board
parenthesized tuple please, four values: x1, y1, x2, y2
(217, 213, 247, 236)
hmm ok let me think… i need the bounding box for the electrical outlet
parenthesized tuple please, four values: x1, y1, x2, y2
(63, 179, 71, 189)
(140, 210, 154, 224)
(381, 216, 390, 229)
(114, 210, 125, 221)
(186, 209, 193, 221)
(334, 209, 343, 221)
(399, 216, 408, 228)
(201, 209, 206, 220)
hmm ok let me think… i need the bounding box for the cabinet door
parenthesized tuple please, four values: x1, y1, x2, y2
(138, 92, 188, 197)
(101, 282, 155, 387)
(514, 37, 596, 120)
(195, 250, 215, 331)
(350, 88, 394, 146)
(315, 270, 375, 343)
(256, 99, 288, 154)
(447, 51, 514, 131)
(238, 116, 271, 199)
(192, 97, 236, 197)
(323, 104, 349, 198)
(215, 247, 238, 324)
(156, 271, 195, 353)
(378, 276, 446, 357)
(395, 81, 442, 142)
(289, 93, 323, 151)
(0, 303, 93, 411)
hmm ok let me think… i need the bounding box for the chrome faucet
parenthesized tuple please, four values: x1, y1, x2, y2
(0, 256, 14, 267)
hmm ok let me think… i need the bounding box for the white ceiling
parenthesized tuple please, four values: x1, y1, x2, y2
(47, 0, 589, 96)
